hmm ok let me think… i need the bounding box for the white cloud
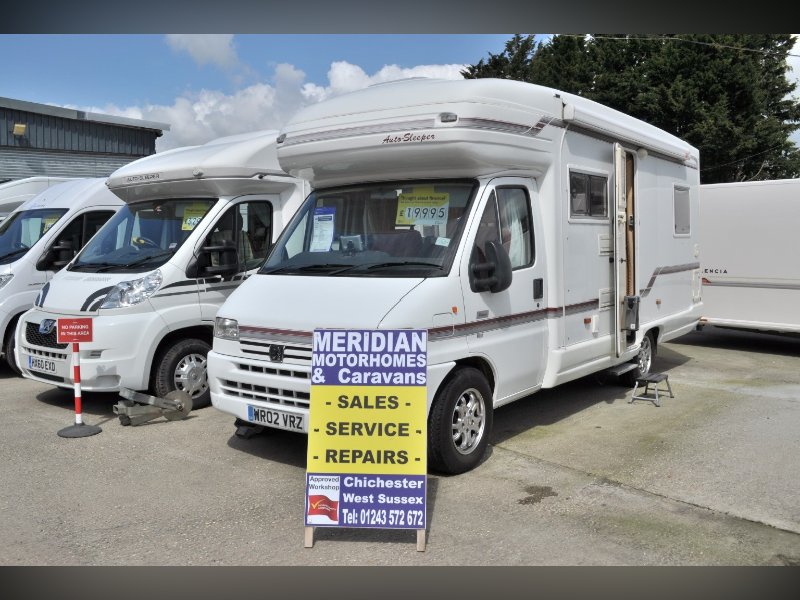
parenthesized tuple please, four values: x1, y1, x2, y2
(77, 61, 465, 151)
(303, 61, 467, 103)
(166, 34, 240, 70)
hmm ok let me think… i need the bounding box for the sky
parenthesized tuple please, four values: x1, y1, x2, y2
(1, 34, 799, 151)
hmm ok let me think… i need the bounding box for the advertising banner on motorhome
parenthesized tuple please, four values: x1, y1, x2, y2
(306, 329, 427, 530)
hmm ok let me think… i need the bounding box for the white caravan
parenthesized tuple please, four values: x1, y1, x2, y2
(208, 78, 702, 474)
(699, 178, 800, 334)
(0, 177, 78, 220)
(17, 131, 307, 408)
(0, 178, 123, 372)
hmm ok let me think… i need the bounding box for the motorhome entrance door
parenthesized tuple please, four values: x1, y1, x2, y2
(613, 143, 636, 356)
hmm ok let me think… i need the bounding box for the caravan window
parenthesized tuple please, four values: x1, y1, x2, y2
(569, 171, 608, 219)
(674, 186, 691, 235)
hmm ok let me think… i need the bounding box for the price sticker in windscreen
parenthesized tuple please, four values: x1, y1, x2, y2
(396, 188, 449, 226)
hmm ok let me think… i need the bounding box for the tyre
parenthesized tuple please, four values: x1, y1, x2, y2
(3, 318, 20, 375)
(622, 331, 656, 387)
(428, 367, 493, 475)
(153, 338, 212, 408)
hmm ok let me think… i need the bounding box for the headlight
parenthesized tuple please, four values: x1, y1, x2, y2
(0, 274, 13, 290)
(99, 270, 163, 309)
(214, 317, 239, 340)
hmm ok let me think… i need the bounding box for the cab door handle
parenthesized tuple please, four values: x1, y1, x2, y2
(533, 278, 543, 299)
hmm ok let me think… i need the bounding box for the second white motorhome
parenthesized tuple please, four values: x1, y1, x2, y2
(0, 177, 78, 220)
(17, 131, 308, 408)
(699, 178, 800, 334)
(0, 178, 123, 373)
(208, 78, 703, 474)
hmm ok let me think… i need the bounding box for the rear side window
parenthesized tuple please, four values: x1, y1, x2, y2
(569, 171, 608, 218)
(674, 186, 691, 235)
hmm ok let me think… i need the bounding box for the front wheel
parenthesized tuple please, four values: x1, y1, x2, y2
(153, 338, 212, 408)
(3, 318, 20, 375)
(428, 367, 493, 475)
(622, 331, 656, 387)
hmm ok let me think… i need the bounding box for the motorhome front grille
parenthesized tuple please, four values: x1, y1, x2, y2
(220, 379, 311, 409)
(238, 339, 312, 365)
(25, 323, 68, 350)
(235, 362, 309, 380)
(30, 372, 65, 384)
(23, 346, 69, 361)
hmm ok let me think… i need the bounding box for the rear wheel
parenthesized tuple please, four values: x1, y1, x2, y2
(153, 338, 211, 408)
(428, 367, 493, 475)
(622, 331, 656, 387)
(3, 318, 20, 375)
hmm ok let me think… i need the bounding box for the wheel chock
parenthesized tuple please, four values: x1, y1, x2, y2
(114, 388, 193, 426)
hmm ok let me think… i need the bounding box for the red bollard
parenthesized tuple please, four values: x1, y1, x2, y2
(57, 321, 101, 438)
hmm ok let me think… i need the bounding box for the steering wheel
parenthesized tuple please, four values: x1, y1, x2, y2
(133, 236, 159, 250)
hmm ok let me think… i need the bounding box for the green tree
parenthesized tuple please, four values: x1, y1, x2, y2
(464, 34, 800, 183)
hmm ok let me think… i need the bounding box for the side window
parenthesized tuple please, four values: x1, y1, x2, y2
(50, 216, 84, 259)
(51, 212, 116, 253)
(239, 201, 273, 270)
(473, 188, 534, 271)
(674, 186, 690, 235)
(570, 171, 608, 218)
(205, 201, 273, 271)
(82, 211, 115, 246)
(497, 187, 534, 269)
(472, 191, 501, 266)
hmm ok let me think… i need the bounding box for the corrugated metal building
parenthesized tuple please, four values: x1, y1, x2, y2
(0, 97, 170, 183)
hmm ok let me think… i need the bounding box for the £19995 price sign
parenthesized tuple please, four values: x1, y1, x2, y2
(305, 329, 427, 544)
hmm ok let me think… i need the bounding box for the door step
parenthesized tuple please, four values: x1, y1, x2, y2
(607, 362, 637, 376)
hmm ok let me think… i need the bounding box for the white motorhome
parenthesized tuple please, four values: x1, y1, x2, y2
(208, 78, 702, 474)
(0, 178, 123, 372)
(699, 178, 800, 334)
(16, 131, 308, 408)
(0, 177, 78, 220)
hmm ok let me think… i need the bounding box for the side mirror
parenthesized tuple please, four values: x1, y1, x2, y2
(36, 239, 74, 271)
(469, 240, 513, 293)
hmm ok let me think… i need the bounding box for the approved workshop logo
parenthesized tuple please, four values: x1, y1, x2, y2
(306, 474, 341, 524)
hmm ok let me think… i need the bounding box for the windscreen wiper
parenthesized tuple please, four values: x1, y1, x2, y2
(262, 263, 356, 275)
(112, 251, 175, 270)
(0, 248, 29, 261)
(360, 261, 443, 271)
(90, 251, 175, 272)
(70, 261, 122, 272)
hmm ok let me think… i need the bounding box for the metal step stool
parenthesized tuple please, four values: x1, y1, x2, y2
(629, 372, 673, 407)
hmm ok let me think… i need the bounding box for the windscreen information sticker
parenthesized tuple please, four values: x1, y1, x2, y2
(396, 188, 449, 226)
(41, 215, 60, 234)
(306, 329, 427, 530)
(310, 206, 336, 252)
(181, 205, 208, 231)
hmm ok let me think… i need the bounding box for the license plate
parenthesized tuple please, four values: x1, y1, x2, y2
(247, 404, 305, 432)
(28, 356, 57, 375)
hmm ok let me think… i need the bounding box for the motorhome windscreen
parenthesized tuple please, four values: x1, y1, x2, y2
(0, 208, 68, 265)
(69, 199, 216, 273)
(260, 180, 478, 277)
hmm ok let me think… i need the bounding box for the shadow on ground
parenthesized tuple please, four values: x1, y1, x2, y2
(672, 325, 800, 357)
